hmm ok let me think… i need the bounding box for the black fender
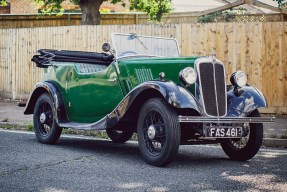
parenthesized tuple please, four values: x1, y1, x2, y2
(227, 85, 267, 117)
(24, 81, 68, 123)
(106, 80, 202, 128)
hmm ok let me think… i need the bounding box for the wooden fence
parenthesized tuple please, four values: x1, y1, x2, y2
(0, 13, 199, 28)
(0, 13, 286, 29)
(0, 23, 286, 113)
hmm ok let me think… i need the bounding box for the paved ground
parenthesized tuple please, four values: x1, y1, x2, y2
(0, 99, 32, 125)
(0, 98, 286, 147)
(0, 130, 286, 192)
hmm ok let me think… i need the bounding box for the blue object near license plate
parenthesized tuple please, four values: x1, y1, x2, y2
(205, 127, 242, 138)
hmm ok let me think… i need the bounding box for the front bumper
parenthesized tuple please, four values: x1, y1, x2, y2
(178, 116, 275, 124)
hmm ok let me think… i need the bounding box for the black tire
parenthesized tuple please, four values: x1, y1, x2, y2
(106, 128, 134, 143)
(137, 98, 180, 166)
(220, 109, 263, 161)
(33, 93, 62, 144)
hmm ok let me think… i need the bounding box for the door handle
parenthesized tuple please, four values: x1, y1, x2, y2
(108, 78, 117, 83)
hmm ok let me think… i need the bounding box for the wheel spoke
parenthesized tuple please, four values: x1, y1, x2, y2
(143, 109, 166, 156)
(37, 101, 53, 136)
(144, 119, 150, 130)
(230, 124, 250, 149)
(150, 111, 155, 125)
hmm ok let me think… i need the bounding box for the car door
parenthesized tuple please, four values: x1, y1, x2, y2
(65, 63, 124, 123)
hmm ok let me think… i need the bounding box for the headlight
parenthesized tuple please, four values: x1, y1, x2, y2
(179, 67, 197, 86)
(230, 71, 247, 88)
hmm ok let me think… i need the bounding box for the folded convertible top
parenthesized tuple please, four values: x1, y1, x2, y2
(31, 49, 114, 68)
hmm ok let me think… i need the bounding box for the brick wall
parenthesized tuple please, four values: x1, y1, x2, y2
(9, 0, 129, 14)
(101, 1, 130, 12)
(10, 0, 38, 14)
(0, 4, 10, 14)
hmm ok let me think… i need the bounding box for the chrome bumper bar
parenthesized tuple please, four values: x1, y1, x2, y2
(178, 116, 275, 123)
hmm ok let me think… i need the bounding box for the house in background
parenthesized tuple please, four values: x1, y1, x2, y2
(171, 0, 286, 22)
(1, 0, 285, 15)
(0, 0, 130, 14)
(0, 0, 285, 25)
(172, 0, 281, 14)
(0, 0, 10, 14)
(0, 0, 40, 14)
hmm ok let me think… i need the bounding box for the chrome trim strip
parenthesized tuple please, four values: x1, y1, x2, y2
(178, 116, 275, 123)
(212, 62, 219, 115)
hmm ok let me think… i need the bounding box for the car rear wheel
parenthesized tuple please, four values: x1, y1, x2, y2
(137, 98, 180, 166)
(33, 93, 62, 144)
(220, 109, 263, 161)
(106, 128, 134, 143)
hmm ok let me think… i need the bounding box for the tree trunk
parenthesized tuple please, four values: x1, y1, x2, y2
(79, 0, 104, 25)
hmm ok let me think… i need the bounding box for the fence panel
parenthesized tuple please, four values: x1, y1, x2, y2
(1, 13, 285, 29)
(0, 23, 286, 113)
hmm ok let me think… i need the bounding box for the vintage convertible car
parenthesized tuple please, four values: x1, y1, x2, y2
(25, 33, 274, 166)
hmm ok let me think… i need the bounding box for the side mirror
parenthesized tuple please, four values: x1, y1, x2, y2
(102, 43, 111, 52)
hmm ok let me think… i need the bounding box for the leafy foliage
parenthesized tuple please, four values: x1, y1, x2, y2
(198, 8, 247, 23)
(199, 10, 236, 23)
(0, 0, 8, 6)
(273, 0, 287, 8)
(35, 0, 67, 14)
(34, 0, 172, 22)
(129, 0, 172, 21)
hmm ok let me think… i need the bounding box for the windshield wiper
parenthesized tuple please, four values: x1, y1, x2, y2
(130, 33, 148, 50)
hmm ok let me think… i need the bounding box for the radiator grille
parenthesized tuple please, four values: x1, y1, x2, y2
(198, 62, 226, 116)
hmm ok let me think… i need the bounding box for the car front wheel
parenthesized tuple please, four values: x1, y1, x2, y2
(220, 109, 263, 161)
(137, 98, 180, 166)
(33, 93, 62, 144)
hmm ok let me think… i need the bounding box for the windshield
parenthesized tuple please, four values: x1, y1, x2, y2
(112, 33, 180, 59)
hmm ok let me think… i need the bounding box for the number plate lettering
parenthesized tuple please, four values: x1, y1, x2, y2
(205, 126, 242, 138)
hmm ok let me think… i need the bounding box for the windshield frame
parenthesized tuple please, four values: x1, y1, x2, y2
(111, 33, 181, 60)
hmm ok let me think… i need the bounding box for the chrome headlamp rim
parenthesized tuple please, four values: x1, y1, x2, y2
(230, 71, 247, 88)
(179, 67, 197, 86)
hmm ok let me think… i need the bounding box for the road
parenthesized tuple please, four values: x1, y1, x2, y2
(0, 129, 287, 192)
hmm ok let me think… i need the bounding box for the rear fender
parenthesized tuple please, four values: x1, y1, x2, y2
(227, 85, 267, 117)
(24, 81, 68, 123)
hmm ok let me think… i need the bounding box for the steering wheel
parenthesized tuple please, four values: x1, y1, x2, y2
(119, 51, 137, 57)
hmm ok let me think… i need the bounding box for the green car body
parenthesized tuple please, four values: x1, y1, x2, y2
(38, 57, 197, 123)
(24, 33, 274, 166)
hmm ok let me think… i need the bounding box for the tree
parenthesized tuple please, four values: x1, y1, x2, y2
(1, 0, 286, 24)
(274, 0, 287, 7)
(34, 0, 172, 25)
(0, 0, 8, 6)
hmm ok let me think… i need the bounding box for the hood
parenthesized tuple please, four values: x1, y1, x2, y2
(118, 56, 199, 93)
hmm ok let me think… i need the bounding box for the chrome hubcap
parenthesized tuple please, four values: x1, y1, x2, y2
(39, 113, 46, 124)
(148, 125, 156, 140)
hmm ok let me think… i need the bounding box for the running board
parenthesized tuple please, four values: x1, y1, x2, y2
(178, 116, 275, 124)
(58, 117, 107, 131)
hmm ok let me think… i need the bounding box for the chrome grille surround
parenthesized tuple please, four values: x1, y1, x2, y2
(195, 58, 227, 117)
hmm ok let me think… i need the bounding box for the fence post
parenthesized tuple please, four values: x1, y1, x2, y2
(68, 14, 71, 25)
(11, 29, 17, 99)
(135, 13, 139, 25)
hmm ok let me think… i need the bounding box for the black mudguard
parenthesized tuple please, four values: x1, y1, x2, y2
(106, 80, 202, 128)
(24, 80, 202, 131)
(24, 81, 68, 122)
(227, 85, 267, 117)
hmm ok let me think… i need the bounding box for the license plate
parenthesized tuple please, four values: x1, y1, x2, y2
(205, 126, 242, 138)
